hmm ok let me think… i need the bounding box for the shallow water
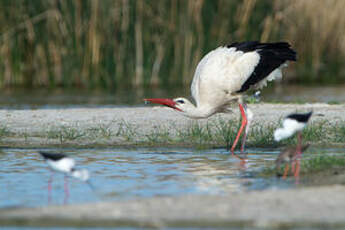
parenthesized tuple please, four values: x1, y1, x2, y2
(2, 147, 345, 208)
(2, 147, 345, 230)
(0, 147, 294, 208)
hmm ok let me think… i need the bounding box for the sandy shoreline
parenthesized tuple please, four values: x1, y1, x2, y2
(0, 103, 344, 147)
(1, 185, 345, 228)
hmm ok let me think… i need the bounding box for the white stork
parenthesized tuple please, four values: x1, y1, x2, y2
(145, 41, 296, 158)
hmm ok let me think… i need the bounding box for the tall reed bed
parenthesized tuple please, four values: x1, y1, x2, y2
(0, 0, 344, 89)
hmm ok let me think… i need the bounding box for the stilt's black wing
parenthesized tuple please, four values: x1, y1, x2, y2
(39, 151, 66, 161)
(286, 111, 313, 123)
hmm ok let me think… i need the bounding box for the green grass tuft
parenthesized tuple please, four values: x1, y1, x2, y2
(2, 117, 344, 148)
(176, 121, 213, 147)
(300, 154, 345, 174)
(261, 152, 345, 177)
(0, 125, 11, 139)
(212, 118, 238, 149)
(86, 123, 114, 140)
(145, 126, 172, 144)
(334, 123, 345, 142)
(302, 120, 331, 142)
(248, 123, 276, 147)
(47, 126, 85, 144)
(115, 120, 138, 142)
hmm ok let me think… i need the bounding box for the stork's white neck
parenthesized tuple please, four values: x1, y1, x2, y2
(180, 104, 216, 119)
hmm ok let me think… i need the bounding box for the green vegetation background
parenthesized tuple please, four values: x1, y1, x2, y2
(0, 0, 344, 89)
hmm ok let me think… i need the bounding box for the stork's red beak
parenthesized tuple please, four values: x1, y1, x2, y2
(144, 98, 182, 111)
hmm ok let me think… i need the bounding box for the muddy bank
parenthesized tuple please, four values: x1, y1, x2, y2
(1, 185, 345, 228)
(303, 168, 345, 186)
(0, 103, 344, 147)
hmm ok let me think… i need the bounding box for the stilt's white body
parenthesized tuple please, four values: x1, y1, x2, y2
(273, 111, 312, 183)
(47, 158, 75, 173)
(274, 118, 306, 141)
(40, 152, 90, 182)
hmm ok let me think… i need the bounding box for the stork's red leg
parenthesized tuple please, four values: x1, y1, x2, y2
(231, 104, 247, 158)
(240, 106, 253, 153)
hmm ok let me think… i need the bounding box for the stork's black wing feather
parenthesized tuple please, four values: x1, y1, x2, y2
(227, 41, 297, 93)
(39, 151, 67, 161)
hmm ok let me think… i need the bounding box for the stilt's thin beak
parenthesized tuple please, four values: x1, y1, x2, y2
(144, 98, 182, 111)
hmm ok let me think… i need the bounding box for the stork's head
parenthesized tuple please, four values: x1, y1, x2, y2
(144, 97, 216, 119)
(144, 97, 195, 114)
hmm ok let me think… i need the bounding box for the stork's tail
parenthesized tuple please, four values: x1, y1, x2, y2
(234, 41, 297, 93)
(227, 41, 297, 62)
(256, 42, 297, 62)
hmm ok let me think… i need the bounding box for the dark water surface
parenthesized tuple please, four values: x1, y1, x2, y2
(1, 85, 345, 109)
(0, 227, 329, 230)
(0, 147, 292, 208)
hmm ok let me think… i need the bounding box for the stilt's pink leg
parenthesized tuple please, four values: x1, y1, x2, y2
(291, 160, 295, 174)
(64, 175, 69, 204)
(294, 133, 303, 184)
(294, 159, 300, 184)
(231, 104, 247, 159)
(297, 133, 302, 154)
(48, 173, 53, 204)
(282, 164, 289, 179)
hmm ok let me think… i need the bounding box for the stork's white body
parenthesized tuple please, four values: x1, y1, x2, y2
(145, 41, 296, 154)
(191, 46, 284, 116)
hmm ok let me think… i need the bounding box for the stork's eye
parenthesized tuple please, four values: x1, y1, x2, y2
(176, 100, 185, 104)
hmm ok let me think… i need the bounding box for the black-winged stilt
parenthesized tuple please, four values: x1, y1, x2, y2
(274, 111, 313, 182)
(144, 41, 296, 158)
(274, 112, 313, 143)
(39, 151, 90, 203)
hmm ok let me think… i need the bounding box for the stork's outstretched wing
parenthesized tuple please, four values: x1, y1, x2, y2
(191, 41, 296, 106)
